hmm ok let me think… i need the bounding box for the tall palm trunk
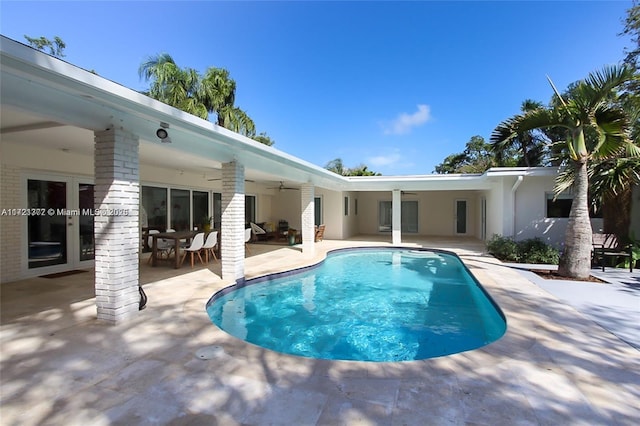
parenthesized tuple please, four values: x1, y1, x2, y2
(558, 159, 593, 279)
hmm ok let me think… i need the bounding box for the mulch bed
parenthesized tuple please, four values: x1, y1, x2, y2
(529, 269, 606, 283)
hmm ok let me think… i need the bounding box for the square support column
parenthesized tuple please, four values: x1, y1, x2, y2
(221, 161, 245, 282)
(94, 127, 140, 324)
(392, 189, 402, 245)
(300, 183, 315, 256)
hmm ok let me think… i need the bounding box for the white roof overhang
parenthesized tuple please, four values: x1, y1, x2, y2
(1, 36, 558, 193)
(0, 36, 347, 190)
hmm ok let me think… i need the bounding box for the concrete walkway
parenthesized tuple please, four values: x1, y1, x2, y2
(1, 237, 639, 425)
(505, 263, 640, 350)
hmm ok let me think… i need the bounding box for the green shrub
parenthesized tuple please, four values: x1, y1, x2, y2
(519, 238, 560, 264)
(486, 235, 521, 262)
(487, 235, 559, 264)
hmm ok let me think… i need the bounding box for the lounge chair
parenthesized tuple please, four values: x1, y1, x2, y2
(250, 222, 268, 242)
(315, 224, 326, 242)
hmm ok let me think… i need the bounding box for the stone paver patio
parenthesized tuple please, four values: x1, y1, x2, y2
(1, 237, 638, 425)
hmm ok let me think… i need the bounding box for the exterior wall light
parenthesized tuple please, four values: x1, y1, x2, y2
(156, 122, 171, 143)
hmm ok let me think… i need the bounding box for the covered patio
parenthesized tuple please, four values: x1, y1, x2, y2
(1, 236, 638, 425)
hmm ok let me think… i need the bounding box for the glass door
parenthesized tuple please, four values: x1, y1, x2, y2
(27, 179, 68, 269)
(401, 201, 418, 233)
(26, 176, 95, 274)
(378, 201, 392, 232)
(455, 199, 468, 235)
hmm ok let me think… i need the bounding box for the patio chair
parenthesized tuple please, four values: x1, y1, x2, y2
(315, 224, 326, 242)
(250, 222, 268, 242)
(592, 233, 633, 272)
(245, 228, 252, 254)
(146, 230, 172, 264)
(201, 231, 218, 263)
(180, 232, 205, 268)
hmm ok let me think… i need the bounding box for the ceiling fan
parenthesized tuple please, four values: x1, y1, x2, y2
(268, 181, 299, 191)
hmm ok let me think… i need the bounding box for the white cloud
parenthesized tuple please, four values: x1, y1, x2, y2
(383, 104, 431, 135)
(368, 152, 402, 167)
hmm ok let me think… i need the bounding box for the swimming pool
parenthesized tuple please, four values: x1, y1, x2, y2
(206, 248, 506, 362)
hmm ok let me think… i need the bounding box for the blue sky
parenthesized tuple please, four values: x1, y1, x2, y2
(0, 1, 633, 175)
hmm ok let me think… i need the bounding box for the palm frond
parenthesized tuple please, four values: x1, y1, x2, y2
(554, 165, 576, 197)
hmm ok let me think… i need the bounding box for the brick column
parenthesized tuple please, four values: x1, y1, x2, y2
(392, 189, 401, 245)
(300, 183, 315, 256)
(94, 127, 140, 324)
(221, 161, 245, 282)
(0, 164, 21, 283)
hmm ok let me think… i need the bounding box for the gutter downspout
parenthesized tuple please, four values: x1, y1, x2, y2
(511, 175, 524, 237)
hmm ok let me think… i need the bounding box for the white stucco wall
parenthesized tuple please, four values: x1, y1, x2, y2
(512, 175, 603, 248)
(317, 189, 344, 240)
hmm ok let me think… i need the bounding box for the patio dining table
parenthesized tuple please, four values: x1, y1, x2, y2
(150, 230, 198, 269)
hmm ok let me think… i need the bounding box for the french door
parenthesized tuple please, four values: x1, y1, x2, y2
(25, 175, 95, 275)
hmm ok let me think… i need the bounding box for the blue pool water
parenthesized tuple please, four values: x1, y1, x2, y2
(206, 248, 506, 362)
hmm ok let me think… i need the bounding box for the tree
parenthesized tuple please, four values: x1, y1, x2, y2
(347, 164, 381, 176)
(492, 100, 552, 167)
(434, 135, 500, 174)
(24, 35, 66, 57)
(252, 132, 275, 146)
(139, 53, 258, 139)
(491, 65, 639, 279)
(621, 1, 640, 145)
(324, 158, 381, 176)
(325, 158, 346, 175)
(621, 1, 640, 73)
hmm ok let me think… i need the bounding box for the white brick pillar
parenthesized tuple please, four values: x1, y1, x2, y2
(94, 127, 140, 324)
(221, 161, 245, 282)
(300, 183, 315, 256)
(392, 189, 401, 245)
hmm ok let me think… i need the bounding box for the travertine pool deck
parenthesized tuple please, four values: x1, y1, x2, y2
(1, 237, 639, 425)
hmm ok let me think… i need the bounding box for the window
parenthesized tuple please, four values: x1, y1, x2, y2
(213, 192, 222, 230)
(142, 186, 168, 229)
(245, 195, 256, 224)
(314, 196, 322, 226)
(355, 198, 358, 216)
(546, 192, 603, 218)
(344, 196, 349, 216)
(170, 189, 190, 231)
(546, 193, 573, 218)
(192, 191, 209, 229)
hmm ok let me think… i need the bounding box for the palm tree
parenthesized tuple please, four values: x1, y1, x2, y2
(139, 53, 208, 119)
(491, 65, 639, 279)
(139, 54, 256, 137)
(492, 100, 550, 167)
